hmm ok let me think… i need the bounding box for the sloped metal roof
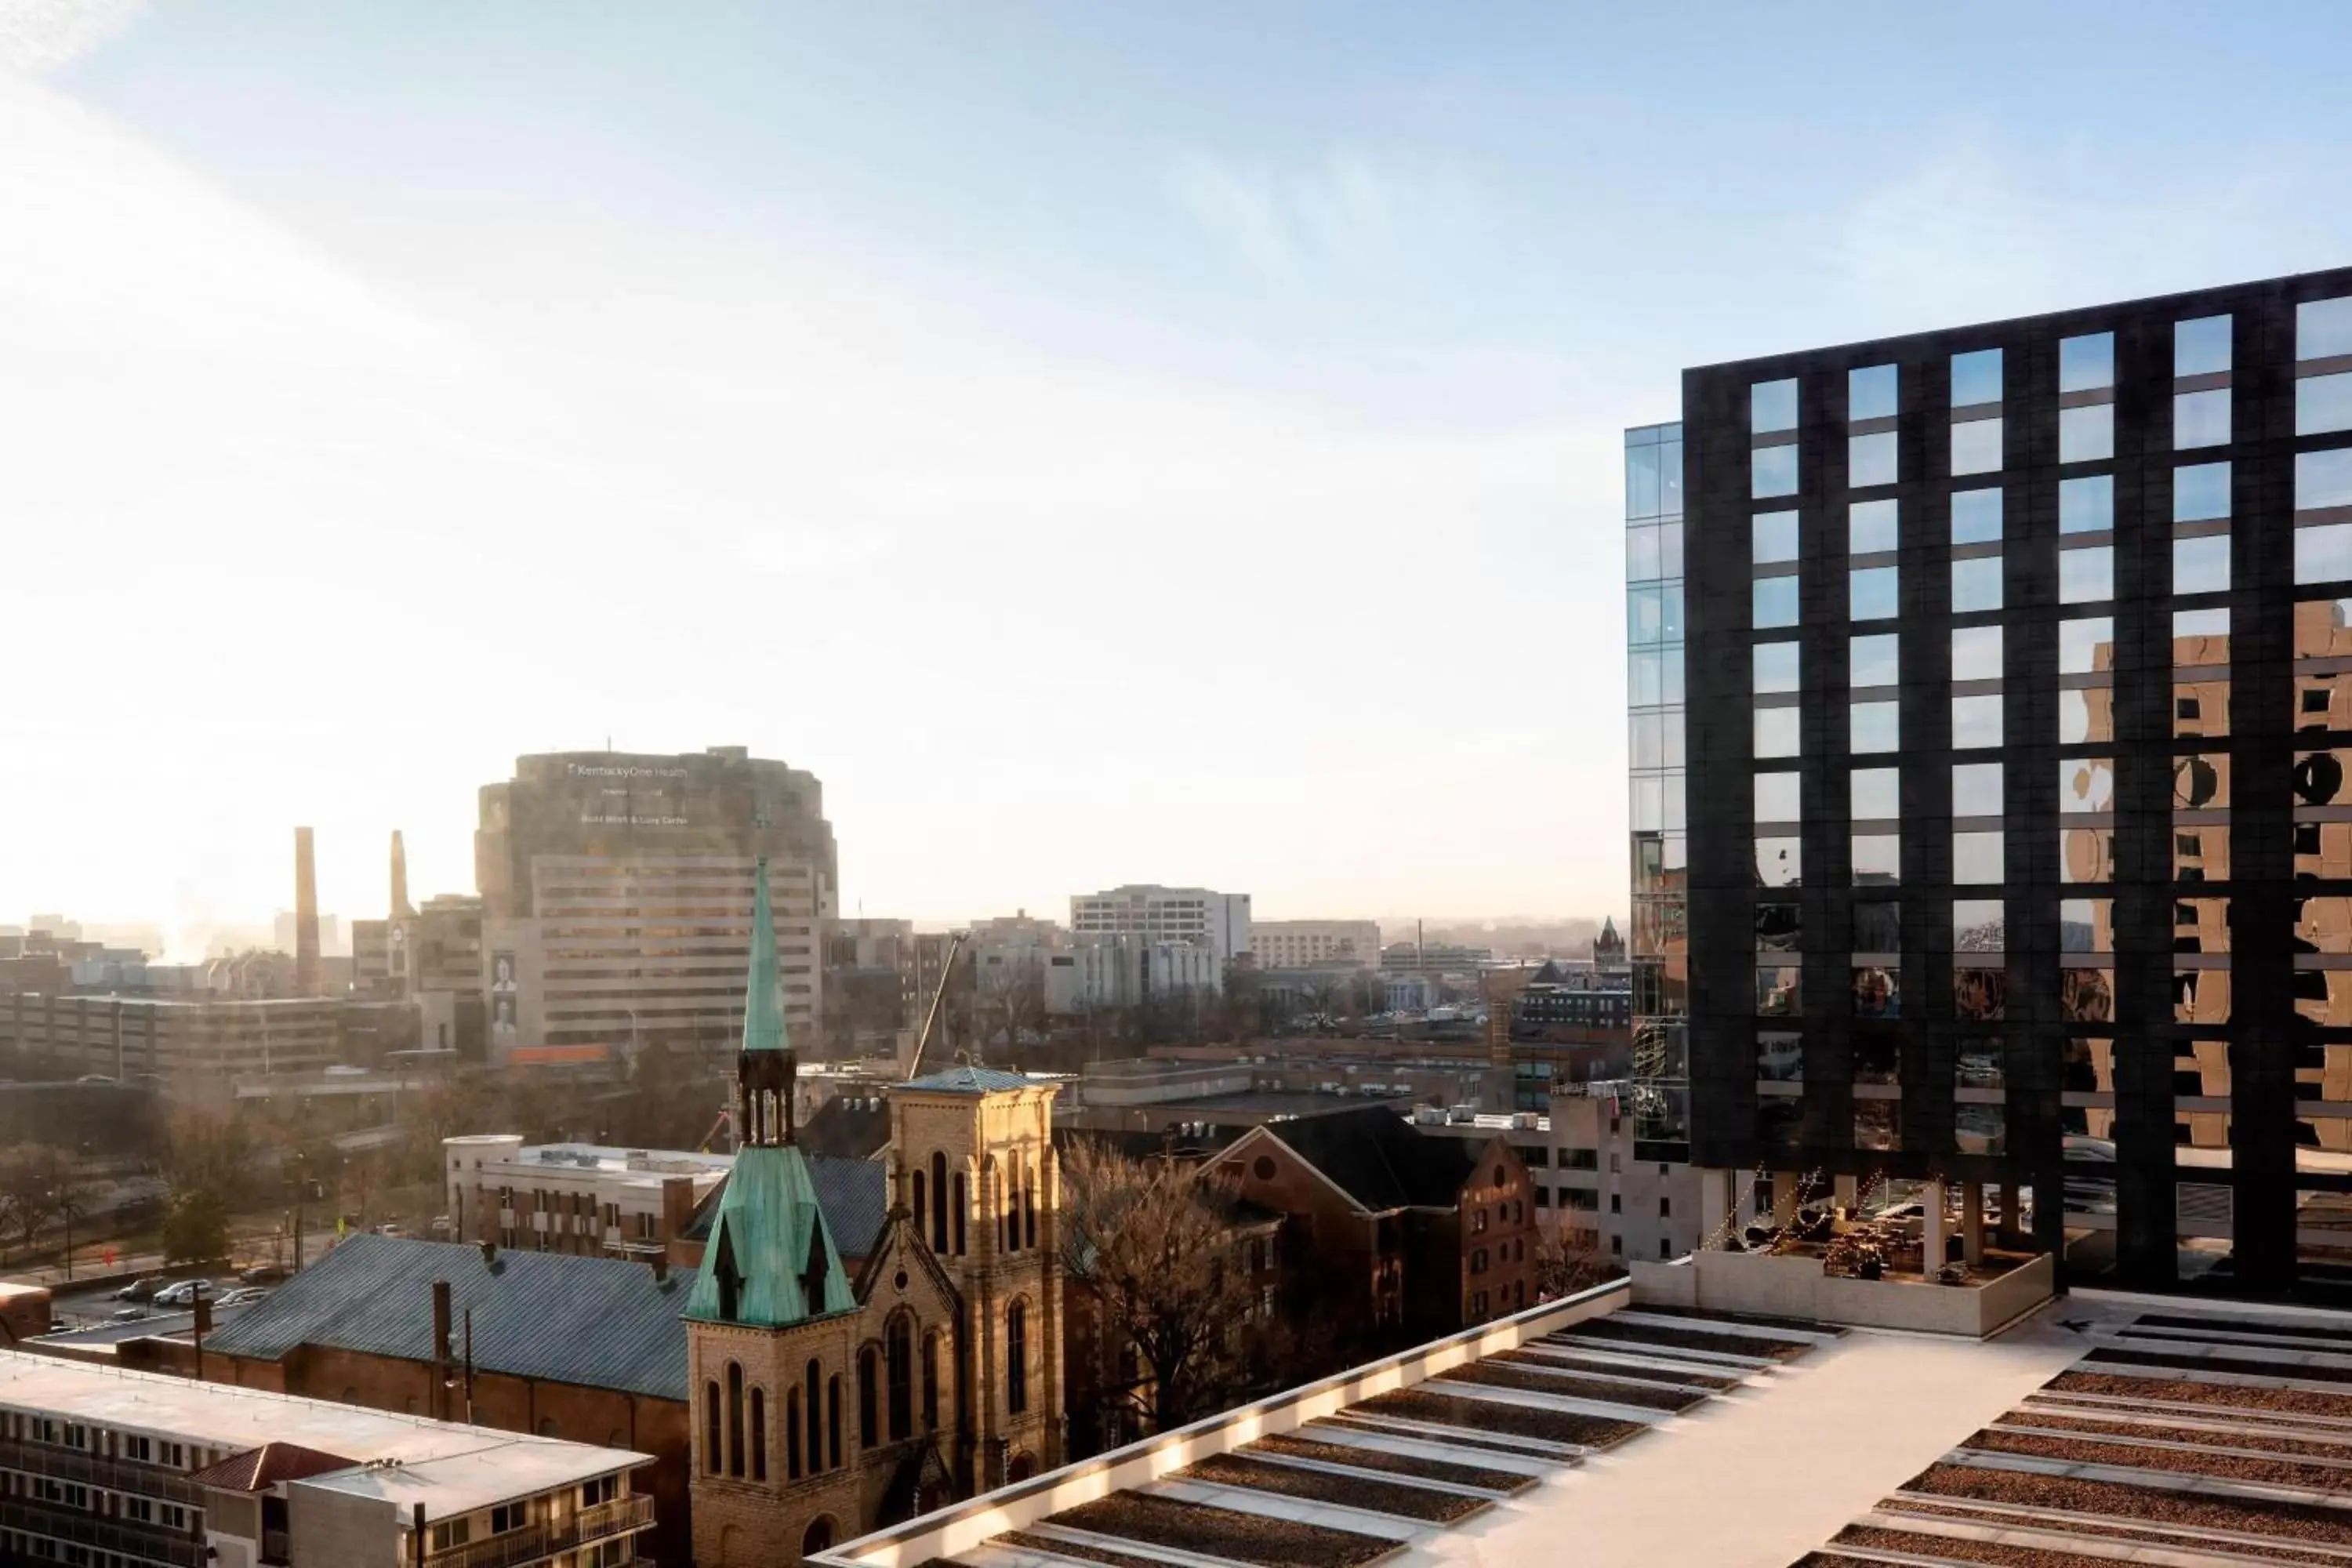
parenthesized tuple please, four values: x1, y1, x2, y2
(900, 1066, 1035, 1094)
(203, 1234, 696, 1401)
(682, 1144, 855, 1329)
(678, 1153, 887, 1260)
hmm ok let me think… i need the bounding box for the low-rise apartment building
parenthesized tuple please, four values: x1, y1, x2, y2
(0, 1348, 652, 1568)
(442, 1138, 731, 1258)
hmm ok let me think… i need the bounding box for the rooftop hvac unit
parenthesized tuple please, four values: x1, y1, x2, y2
(1413, 1107, 1446, 1125)
(1510, 1112, 1539, 1130)
(1446, 1105, 1475, 1123)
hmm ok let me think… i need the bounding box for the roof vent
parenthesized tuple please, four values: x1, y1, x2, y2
(478, 1240, 496, 1267)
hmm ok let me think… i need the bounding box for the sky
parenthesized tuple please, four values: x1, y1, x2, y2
(5, 2, 2352, 955)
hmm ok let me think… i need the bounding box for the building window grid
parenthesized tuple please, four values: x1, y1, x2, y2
(1629, 422, 1688, 1145)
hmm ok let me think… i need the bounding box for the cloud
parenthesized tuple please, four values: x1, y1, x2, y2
(730, 524, 897, 579)
(0, 0, 146, 76)
(1164, 149, 1420, 281)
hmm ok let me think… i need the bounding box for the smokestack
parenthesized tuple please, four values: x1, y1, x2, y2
(390, 830, 415, 919)
(294, 827, 321, 997)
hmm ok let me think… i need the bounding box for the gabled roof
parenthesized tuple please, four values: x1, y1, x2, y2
(1252, 1104, 1482, 1213)
(683, 1143, 857, 1328)
(900, 1065, 1036, 1095)
(802, 1094, 891, 1160)
(202, 1235, 695, 1400)
(191, 1441, 356, 1493)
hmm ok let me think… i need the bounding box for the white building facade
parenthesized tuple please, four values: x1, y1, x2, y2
(1250, 920, 1380, 971)
(1069, 885, 1251, 962)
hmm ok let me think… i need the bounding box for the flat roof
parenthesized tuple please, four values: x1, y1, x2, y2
(848, 1290, 2352, 1568)
(0, 1348, 648, 1520)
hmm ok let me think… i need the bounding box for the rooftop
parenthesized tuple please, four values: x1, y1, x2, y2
(0, 1349, 646, 1521)
(820, 1286, 2352, 1568)
(900, 1065, 1040, 1095)
(203, 1233, 695, 1400)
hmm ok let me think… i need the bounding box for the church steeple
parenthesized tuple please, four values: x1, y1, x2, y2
(735, 855, 797, 1148)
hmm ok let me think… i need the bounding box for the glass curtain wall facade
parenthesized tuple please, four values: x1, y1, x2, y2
(1627, 423, 1689, 1156)
(1658, 265, 2352, 1301)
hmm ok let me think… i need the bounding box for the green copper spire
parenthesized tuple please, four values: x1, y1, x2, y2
(742, 855, 787, 1054)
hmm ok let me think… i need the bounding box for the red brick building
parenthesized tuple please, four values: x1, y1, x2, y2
(1206, 1104, 1540, 1354)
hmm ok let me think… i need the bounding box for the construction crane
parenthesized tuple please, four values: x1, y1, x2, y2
(903, 931, 970, 1081)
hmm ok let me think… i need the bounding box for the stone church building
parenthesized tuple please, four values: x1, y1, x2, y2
(686, 861, 1063, 1565)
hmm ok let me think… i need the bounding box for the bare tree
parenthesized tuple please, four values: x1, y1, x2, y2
(0, 1145, 74, 1261)
(1058, 1138, 1266, 1432)
(1533, 1230, 1623, 1300)
(162, 1110, 259, 1207)
(978, 956, 1047, 1064)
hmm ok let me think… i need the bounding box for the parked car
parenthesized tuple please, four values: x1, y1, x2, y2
(151, 1279, 216, 1308)
(215, 1287, 271, 1308)
(112, 1276, 165, 1302)
(108, 1307, 147, 1323)
(239, 1265, 289, 1285)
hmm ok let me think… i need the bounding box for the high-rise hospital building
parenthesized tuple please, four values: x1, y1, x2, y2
(1629, 264, 2352, 1298)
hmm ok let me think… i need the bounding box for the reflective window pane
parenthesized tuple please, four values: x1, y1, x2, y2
(1954, 831, 2006, 884)
(2061, 966, 2116, 1025)
(1754, 641, 1801, 695)
(2176, 314, 2231, 377)
(1952, 762, 2003, 817)
(1851, 700, 1900, 753)
(1752, 378, 1798, 433)
(1951, 348, 2003, 406)
(2060, 546, 2114, 603)
(2059, 616, 2114, 675)
(1954, 900, 2005, 950)
(1755, 575, 1800, 628)
(1852, 833, 1900, 886)
(2176, 534, 2231, 595)
(1955, 965, 2005, 1022)
(1851, 767, 1900, 820)
(1951, 624, 2003, 681)
(1952, 694, 2004, 749)
(2298, 448, 2352, 512)
(2174, 608, 2229, 666)
(1626, 444, 1662, 519)
(1755, 771, 1800, 823)
(1849, 499, 1899, 554)
(1753, 510, 1799, 564)
(2059, 687, 2113, 746)
(2061, 898, 2112, 953)
(1661, 440, 1682, 516)
(2063, 825, 2116, 884)
(1952, 555, 2003, 613)
(1756, 836, 1801, 887)
(2298, 524, 2352, 586)
(2060, 757, 2116, 814)
(2060, 332, 2114, 393)
(1853, 967, 1900, 1021)
(2060, 474, 2113, 535)
(1757, 965, 1800, 1017)
(2176, 461, 2231, 523)
(1853, 902, 1900, 955)
(2175, 388, 2231, 449)
(1849, 364, 1897, 422)
(1628, 525, 1661, 582)
(1757, 903, 1801, 953)
(1753, 443, 1798, 499)
(1757, 1032, 1802, 1082)
(1850, 565, 1899, 620)
(2299, 297, 2352, 362)
(1756, 705, 1800, 758)
(2299, 372, 2352, 438)
(1951, 417, 2002, 476)
(1850, 633, 1900, 688)
(1951, 487, 2002, 545)
(1849, 430, 1897, 488)
(2176, 753, 2229, 810)
(2060, 404, 2114, 464)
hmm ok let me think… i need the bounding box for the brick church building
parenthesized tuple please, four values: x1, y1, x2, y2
(685, 860, 1063, 1565)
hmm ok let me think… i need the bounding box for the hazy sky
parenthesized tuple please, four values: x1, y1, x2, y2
(6, 2, 2352, 953)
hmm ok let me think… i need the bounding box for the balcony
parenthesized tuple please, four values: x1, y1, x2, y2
(423, 1494, 655, 1568)
(0, 1497, 206, 1568)
(0, 1436, 206, 1507)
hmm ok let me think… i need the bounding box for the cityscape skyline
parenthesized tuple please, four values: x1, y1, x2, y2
(14, 7, 2352, 935)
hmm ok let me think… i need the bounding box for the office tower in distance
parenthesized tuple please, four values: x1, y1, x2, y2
(1069, 884, 1252, 961)
(1638, 264, 2352, 1299)
(476, 746, 837, 1066)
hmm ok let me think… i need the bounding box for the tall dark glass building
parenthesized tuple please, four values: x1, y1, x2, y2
(1635, 265, 2352, 1298)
